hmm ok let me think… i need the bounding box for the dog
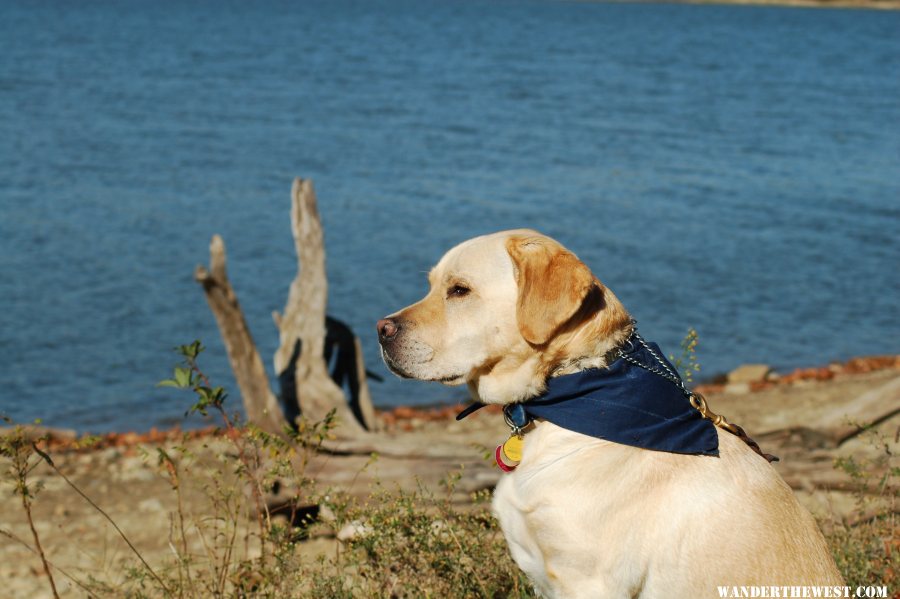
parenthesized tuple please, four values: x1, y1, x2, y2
(377, 229, 842, 598)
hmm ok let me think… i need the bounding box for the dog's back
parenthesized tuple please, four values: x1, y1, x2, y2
(494, 424, 842, 598)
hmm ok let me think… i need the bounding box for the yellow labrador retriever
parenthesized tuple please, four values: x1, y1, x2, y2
(377, 229, 842, 599)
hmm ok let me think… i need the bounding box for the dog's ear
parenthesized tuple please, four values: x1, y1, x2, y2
(506, 235, 596, 345)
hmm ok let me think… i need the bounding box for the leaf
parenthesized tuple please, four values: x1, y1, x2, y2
(177, 340, 204, 360)
(174, 367, 192, 388)
(211, 386, 227, 405)
(188, 403, 208, 417)
(157, 379, 180, 388)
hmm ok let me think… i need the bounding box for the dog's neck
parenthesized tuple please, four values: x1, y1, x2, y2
(468, 285, 633, 405)
(547, 285, 632, 375)
(548, 342, 627, 377)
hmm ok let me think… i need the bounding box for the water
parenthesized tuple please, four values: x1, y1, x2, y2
(1, 0, 898, 433)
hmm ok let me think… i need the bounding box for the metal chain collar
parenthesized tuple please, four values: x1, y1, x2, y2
(617, 328, 687, 392)
(618, 323, 778, 463)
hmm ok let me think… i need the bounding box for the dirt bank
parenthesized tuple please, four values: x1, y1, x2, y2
(1, 357, 897, 597)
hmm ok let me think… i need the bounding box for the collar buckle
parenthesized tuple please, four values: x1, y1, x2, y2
(503, 403, 530, 436)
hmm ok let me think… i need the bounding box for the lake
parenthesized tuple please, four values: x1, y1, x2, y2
(1, 0, 898, 433)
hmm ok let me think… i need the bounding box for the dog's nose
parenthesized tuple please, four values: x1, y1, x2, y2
(377, 318, 400, 341)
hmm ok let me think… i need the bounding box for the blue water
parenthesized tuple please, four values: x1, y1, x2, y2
(1, 0, 898, 433)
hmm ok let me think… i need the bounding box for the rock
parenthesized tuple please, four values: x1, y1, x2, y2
(138, 498, 165, 513)
(724, 382, 752, 395)
(781, 367, 835, 384)
(842, 355, 900, 374)
(337, 520, 371, 542)
(318, 504, 337, 523)
(727, 364, 772, 384)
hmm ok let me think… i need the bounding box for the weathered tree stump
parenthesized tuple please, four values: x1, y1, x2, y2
(196, 178, 378, 438)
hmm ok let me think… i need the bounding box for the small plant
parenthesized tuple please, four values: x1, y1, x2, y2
(0, 420, 60, 599)
(670, 327, 700, 383)
(830, 425, 898, 589)
(158, 340, 228, 418)
(157, 340, 286, 593)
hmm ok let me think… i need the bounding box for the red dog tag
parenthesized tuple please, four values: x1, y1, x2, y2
(495, 435, 523, 472)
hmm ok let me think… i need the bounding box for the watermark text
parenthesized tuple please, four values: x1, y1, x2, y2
(716, 586, 889, 598)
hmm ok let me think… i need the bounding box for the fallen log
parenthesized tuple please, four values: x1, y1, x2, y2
(755, 375, 900, 448)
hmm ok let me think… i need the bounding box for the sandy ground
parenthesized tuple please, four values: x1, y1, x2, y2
(2, 363, 898, 598)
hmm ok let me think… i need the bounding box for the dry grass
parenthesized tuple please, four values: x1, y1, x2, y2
(826, 426, 898, 591)
(2, 416, 897, 597)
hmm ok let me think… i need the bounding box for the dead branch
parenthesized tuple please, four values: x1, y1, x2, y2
(195, 235, 287, 435)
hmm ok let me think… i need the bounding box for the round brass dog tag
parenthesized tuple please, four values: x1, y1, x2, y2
(502, 435, 523, 462)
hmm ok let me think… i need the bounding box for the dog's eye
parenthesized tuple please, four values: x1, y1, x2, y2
(447, 284, 470, 298)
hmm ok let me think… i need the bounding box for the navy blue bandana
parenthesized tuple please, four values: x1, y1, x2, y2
(458, 336, 719, 456)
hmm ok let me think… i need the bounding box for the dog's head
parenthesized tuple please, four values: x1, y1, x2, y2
(377, 229, 632, 404)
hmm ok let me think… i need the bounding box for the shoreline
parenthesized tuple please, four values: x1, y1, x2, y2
(6, 353, 898, 450)
(684, 0, 900, 9)
(599, 0, 900, 9)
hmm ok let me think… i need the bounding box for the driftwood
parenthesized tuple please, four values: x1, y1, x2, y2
(756, 375, 900, 448)
(196, 178, 378, 438)
(811, 375, 900, 446)
(195, 236, 287, 435)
